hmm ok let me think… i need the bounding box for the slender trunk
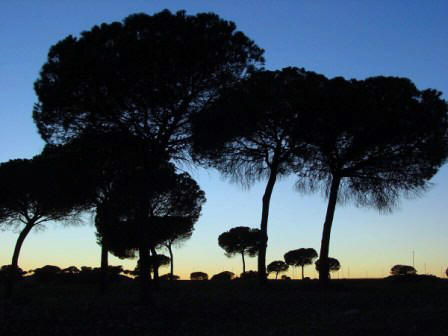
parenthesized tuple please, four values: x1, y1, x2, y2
(7, 222, 34, 298)
(11, 223, 34, 269)
(241, 252, 246, 274)
(168, 244, 174, 280)
(258, 161, 279, 285)
(100, 244, 109, 293)
(275, 272, 278, 280)
(150, 247, 159, 288)
(302, 265, 305, 280)
(319, 175, 341, 284)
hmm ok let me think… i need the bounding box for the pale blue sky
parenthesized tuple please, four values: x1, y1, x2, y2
(1, 1, 447, 279)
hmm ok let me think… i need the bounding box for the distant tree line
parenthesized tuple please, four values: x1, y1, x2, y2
(1, 9, 448, 300)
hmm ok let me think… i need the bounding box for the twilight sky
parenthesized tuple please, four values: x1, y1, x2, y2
(1, 1, 447, 279)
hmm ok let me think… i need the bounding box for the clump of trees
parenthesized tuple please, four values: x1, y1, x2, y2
(218, 226, 261, 274)
(0, 8, 447, 294)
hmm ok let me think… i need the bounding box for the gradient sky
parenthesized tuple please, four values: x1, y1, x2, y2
(1, 1, 447, 279)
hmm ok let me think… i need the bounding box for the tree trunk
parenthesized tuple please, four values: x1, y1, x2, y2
(11, 223, 34, 268)
(258, 160, 279, 285)
(168, 243, 174, 280)
(275, 272, 278, 280)
(11, 223, 34, 269)
(7, 222, 34, 298)
(99, 244, 109, 293)
(319, 175, 341, 284)
(150, 247, 159, 288)
(241, 252, 246, 274)
(301, 265, 305, 280)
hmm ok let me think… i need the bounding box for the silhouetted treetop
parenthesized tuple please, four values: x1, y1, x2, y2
(190, 272, 208, 280)
(95, 162, 205, 261)
(193, 67, 326, 282)
(33, 9, 264, 160)
(218, 226, 261, 273)
(390, 265, 417, 276)
(284, 248, 318, 279)
(267, 260, 289, 279)
(289, 75, 448, 283)
(315, 258, 340, 273)
(294, 76, 448, 211)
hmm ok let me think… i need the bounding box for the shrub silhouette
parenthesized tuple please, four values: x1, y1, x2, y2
(211, 271, 235, 281)
(190, 272, 208, 280)
(160, 274, 180, 280)
(0, 265, 27, 283)
(240, 271, 258, 280)
(32, 265, 62, 282)
(390, 265, 417, 276)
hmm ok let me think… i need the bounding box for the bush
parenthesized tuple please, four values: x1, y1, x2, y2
(190, 272, 208, 280)
(390, 265, 417, 276)
(160, 274, 180, 280)
(211, 271, 235, 281)
(0, 265, 27, 282)
(239, 270, 258, 280)
(32, 265, 62, 282)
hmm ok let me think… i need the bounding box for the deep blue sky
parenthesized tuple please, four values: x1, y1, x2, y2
(1, 1, 447, 278)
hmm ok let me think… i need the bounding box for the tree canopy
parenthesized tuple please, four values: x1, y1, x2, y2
(193, 67, 324, 282)
(291, 75, 448, 283)
(267, 260, 289, 279)
(0, 148, 91, 270)
(284, 248, 318, 279)
(95, 162, 205, 294)
(315, 258, 341, 278)
(33, 9, 264, 162)
(218, 226, 261, 274)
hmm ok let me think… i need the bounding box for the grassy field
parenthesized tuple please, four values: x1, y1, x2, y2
(1, 278, 447, 335)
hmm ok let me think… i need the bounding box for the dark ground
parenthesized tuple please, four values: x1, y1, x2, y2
(1, 278, 447, 336)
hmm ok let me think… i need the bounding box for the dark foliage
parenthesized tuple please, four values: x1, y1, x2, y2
(193, 67, 325, 282)
(390, 265, 417, 276)
(190, 272, 208, 280)
(239, 270, 259, 280)
(160, 274, 180, 281)
(95, 163, 205, 260)
(267, 260, 289, 279)
(315, 258, 341, 278)
(290, 75, 448, 283)
(33, 9, 264, 162)
(218, 226, 261, 274)
(0, 148, 92, 271)
(0, 265, 27, 283)
(32, 265, 62, 282)
(284, 248, 318, 279)
(211, 271, 235, 281)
